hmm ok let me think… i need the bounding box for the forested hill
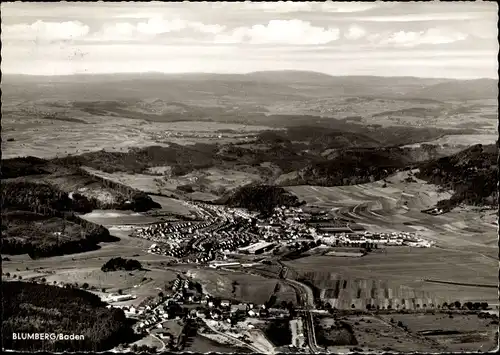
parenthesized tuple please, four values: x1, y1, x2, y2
(416, 143, 498, 208)
(2, 281, 135, 352)
(219, 185, 303, 215)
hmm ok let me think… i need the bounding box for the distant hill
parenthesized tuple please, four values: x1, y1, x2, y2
(288, 148, 412, 186)
(3, 72, 495, 102)
(406, 78, 498, 101)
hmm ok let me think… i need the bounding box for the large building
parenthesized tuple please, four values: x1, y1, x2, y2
(238, 241, 275, 254)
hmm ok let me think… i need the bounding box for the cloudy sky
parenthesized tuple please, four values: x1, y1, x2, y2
(1, 1, 498, 78)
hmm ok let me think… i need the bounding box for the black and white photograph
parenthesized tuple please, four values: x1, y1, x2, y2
(1, 1, 498, 353)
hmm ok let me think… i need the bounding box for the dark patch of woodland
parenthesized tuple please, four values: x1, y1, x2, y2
(416, 143, 498, 208)
(219, 185, 303, 214)
(2, 281, 135, 352)
(101, 257, 143, 272)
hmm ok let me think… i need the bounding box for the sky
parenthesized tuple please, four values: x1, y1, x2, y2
(1, 1, 498, 78)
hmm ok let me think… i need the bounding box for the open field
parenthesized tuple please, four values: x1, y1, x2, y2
(317, 313, 498, 353)
(184, 334, 250, 353)
(286, 170, 497, 252)
(403, 133, 499, 148)
(379, 313, 498, 352)
(1, 221, 179, 306)
(1, 105, 275, 160)
(285, 246, 497, 308)
(83, 165, 264, 201)
(320, 315, 432, 353)
(185, 268, 296, 306)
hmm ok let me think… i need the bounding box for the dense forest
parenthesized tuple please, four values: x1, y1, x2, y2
(2, 281, 136, 352)
(1, 180, 96, 214)
(291, 148, 412, 186)
(1, 156, 51, 178)
(1, 210, 116, 259)
(0, 180, 117, 258)
(33, 124, 463, 180)
(53, 143, 218, 176)
(1, 157, 161, 212)
(101, 257, 143, 272)
(219, 185, 303, 215)
(416, 143, 498, 208)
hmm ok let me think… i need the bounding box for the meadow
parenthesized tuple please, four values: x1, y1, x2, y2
(379, 313, 498, 352)
(286, 170, 497, 251)
(285, 246, 497, 308)
(185, 268, 296, 306)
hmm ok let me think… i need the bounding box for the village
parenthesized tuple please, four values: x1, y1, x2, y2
(102, 274, 301, 353)
(133, 203, 435, 267)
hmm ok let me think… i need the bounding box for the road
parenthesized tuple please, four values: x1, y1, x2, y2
(149, 334, 166, 352)
(274, 261, 321, 353)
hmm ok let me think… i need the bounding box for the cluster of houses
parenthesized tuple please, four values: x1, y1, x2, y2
(140, 205, 260, 263)
(123, 283, 292, 337)
(319, 231, 434, 247)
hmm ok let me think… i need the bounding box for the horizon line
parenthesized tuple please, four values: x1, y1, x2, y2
(2, 70, 497, 81)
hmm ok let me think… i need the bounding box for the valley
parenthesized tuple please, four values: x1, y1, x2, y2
(1, 71, 497, 354)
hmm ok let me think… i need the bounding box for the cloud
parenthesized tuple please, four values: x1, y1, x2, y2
(376, 27, 468, 47)
(2, 20, 90, 41)
(344, 25, 366, 40)
(354, 12, 492, 22)
(91, 17, 226, 41)
(319, 2, 380, 13)
(214, 20, 340, 45)
(241, 1, 378, 13)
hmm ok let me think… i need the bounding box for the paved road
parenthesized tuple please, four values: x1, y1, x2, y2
(149, 333, 166, 352)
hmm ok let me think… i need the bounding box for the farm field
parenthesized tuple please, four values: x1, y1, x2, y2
(378, 313, 498, 352)
(84, 165, 264, 201)
(403, 133, 498, 148)
(1, 101, 275, 159)
(1, 222, 179, 306)
(184, 334, 251, 353)
(185, 268, 296, 306)
(285, 246, 497, 308)
(286, 170, 497, 252)
(315, 315, 437, 353)
(284, 169, 497, 309)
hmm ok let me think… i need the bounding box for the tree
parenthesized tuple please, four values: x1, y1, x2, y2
(480, 302, 489, 310)
(454, 301, 461, 309)
(82, 282, 89, 289)
(118, 289, 123, 295)
(102, 288, 106, 293)
(442, 302, 448, 309)
(158, 292, 164, 298)
(351, 304, 356, 309)
(366, 304, 372, 311)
